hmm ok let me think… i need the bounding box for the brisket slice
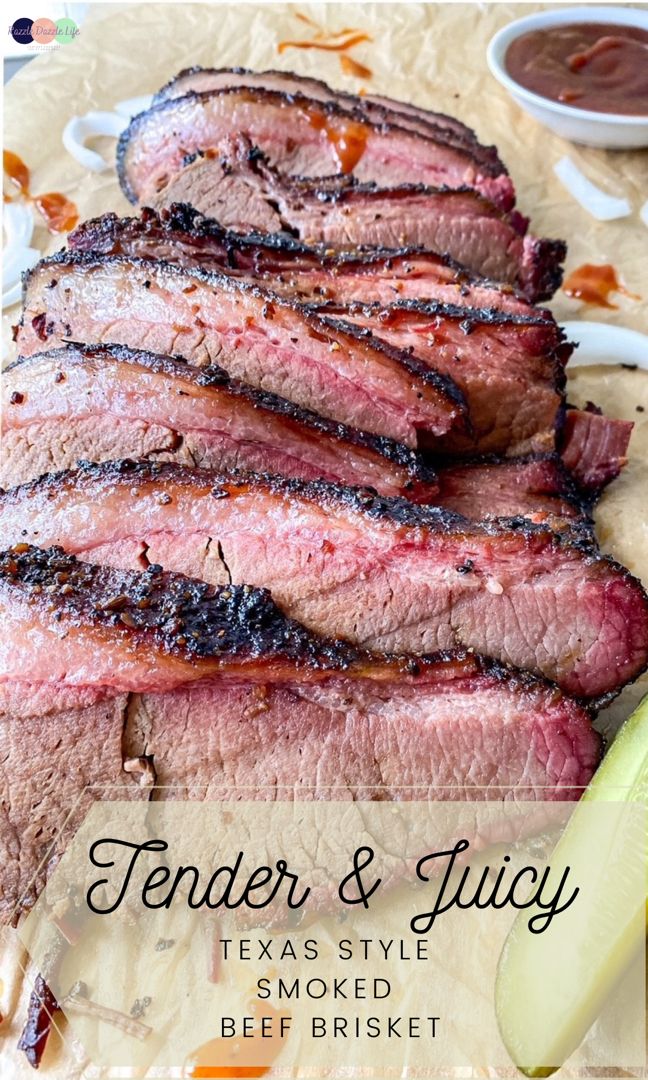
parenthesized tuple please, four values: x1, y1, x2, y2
(0, 546, 601, 808)
(144, 137, 563, 301)
(68, 207, 566, 456)
(314, 300, 567, 456)
(69, 205, 539, 318)
(1, 345, 435, 501)
(1, 658, 600, 927)
(0, 349, 583, 524)
(153, 66, 504, 171)
(67, 209, 568, 456)
(17, 252, 465, 448)
(0, 689, 131, 923)
(3, 466, 646, 700)
(118, 85, 515, 210)
(434, 455, 588, 527)
(561, 406, 634, 490)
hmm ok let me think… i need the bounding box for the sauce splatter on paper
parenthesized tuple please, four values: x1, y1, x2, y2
(563, 263, 640, 308)
(279, 13, 373, 80)
(278, 31, 371, 54)
(185, 1001, 291, 1079)
(340, 54, 373, 79)
(3, 149, 78, 233)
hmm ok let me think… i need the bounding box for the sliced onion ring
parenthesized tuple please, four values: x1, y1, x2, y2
(554, 157, 631, 221)
(563, 321, 648, 371)
(2, 246, 40, 309)
(62, 111, 128, 173)
(114, 95, 154, 119)
(3, 200, 34, 249)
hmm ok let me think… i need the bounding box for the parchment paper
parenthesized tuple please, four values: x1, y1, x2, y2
(1, 5, 647, 1076)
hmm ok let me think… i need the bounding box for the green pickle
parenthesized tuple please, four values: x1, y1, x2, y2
(496, 693, 648, 1077)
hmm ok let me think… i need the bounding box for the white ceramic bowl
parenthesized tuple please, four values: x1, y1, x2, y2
(487, 6, 648, 149)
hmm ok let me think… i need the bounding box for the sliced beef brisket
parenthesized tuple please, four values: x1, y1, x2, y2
(69, 205, 539, 317)
(118, 84, 514, 209)
(434, 455, 588, 527)
(0, 547, 600, 827)
(316, 299, 567, 456)
(1, 345, 436, 501)
(153, 66, 504, 170)
(16, 252, 466, 448)
(67, 209, 568, 455)
(142, 137, 563, 300)
(561, 406, 634, 490)
(2, 466, 646, 699)
(0, 690, 130, 923)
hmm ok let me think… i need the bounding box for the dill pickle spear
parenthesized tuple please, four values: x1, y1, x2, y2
(496, 692, 648, 1078)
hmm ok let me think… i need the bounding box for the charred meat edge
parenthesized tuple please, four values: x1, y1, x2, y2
(431, 450, 596, 522)
(69, 203, 537, 308)
(152, 65, 506, 172)
(69, 207, 565, 340)
(5, 343, 437, 487)
(0, 543, 357, 671)
(2, 460, 639, 590)
(0, 542, 593, 697)
(116, 84, 509, 204)
(19, 250, 468, 418)
(116, 130, 566, 299)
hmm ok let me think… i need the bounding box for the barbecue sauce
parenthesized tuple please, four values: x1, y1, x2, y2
(505, 23, 648, 115)
(305, 111, 369, 173)
(3, 150, 78, 232)
(278, 31, 371, 54)
(279, 14, 373, 80)
(34, 192, 79, 232)
(185, 1002, 290, 1078)
(563, 263, 640, 309)
(3, 149, 30, 195)
(340, 54, 373, 80)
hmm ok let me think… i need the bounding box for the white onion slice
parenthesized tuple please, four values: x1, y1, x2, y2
(114, 95, 153, 119)
(2, 246, 40, 309)
(3, 200, 34, 249)
(563, 321, 648, 371)
(62, 111, 128, 173)
(641, 200, 648, 229)
(2, 201, 38, 309)
(554, 157, 631, 221)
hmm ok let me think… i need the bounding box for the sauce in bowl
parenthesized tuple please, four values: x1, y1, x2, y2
(505, 22, 648, 115)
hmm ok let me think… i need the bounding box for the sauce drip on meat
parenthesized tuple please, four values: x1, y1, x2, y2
(563, 263, 640, 309)
(305, 111, 369, 173)
(3, 149, 78, 232)
(185, 1002, 290, 1078)
(505, 22, 648, 115)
